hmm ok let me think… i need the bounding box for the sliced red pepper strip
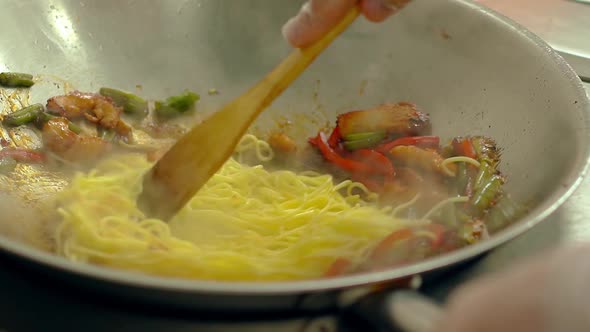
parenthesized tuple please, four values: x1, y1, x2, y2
(0, 148, 46, 163)
(324, 257, 351, 277)
(370, 228, 414, 260)
(327, 126, 342, 149)
(452, 137, 477, 159)
(422, 223, 447, 249)
(375, 135, 440, 154)
(351, 173, 384, 193)
(350, 149, 395, 177)
(310, 132, 379, 174)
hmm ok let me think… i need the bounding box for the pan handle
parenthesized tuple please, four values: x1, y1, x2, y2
(387, 290, 445, 332)
(340, 280, 446, 332)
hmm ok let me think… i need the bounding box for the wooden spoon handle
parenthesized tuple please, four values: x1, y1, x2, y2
(139, 6, 361, 220)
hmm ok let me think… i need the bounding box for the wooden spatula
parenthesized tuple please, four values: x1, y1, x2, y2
(138, 6, 361, 220)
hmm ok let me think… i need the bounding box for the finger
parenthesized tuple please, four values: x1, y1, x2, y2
(282, 0, 356, 48)
(361, 0, 412, 22)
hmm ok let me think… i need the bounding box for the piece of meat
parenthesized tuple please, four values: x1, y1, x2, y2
(268, 132, 297, 153)
(46, 91, 131, 140)
(46, 91, 96, 118)
(389, 145, 456, 176)
(337, 102, 431, 137)
(42, 118, 111, 162)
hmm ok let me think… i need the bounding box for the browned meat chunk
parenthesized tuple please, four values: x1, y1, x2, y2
(268, 132, 297, 153)
(337, 102, 431, 137)
(42, 118, 111, 162)
(46, 91, 132, 140)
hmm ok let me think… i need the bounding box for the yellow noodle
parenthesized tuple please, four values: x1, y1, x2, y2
(54, 136, 410, 281)
(441, 156, 481, 176)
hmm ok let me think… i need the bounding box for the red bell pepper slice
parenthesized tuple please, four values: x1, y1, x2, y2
(351, 174, 385, 193)
(375, 136, 440, 154)
(327, 126, 342, 149)
(370, 228, 414, 260)
(0, 148, 46, 163)
(452, 137, 477, 159)
(324, 257, 351, 277)
(350, 149, 395, 178)
(421, 223, 447, 249)
(310, 132, 384, 175)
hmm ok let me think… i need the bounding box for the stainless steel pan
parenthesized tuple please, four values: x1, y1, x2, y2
(0, 0, 588, 330)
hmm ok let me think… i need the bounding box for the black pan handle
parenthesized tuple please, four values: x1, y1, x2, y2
(339, 278, 445, 332)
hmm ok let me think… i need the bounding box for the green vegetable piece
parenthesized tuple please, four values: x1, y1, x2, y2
(486, 196, 523, 232)
(3, 104, 44, 126)
(155, 91, 200, 118)
(208, 88, 219, 96)
(36, 112, 82, 134)
(471, 175, 504, 212)
(455, 162, 468, 194)
(0, 72, 35, 88)
(0, 157, 17, 174)
(342, 131, 386, 150)
(98, 127, 116, 142)
(99, 87, 148, 117)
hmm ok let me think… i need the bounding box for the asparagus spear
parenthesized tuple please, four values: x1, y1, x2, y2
(3, 104, 44, 126)
(99, 87, 148, 117)
(155, 91, 200, 118)
(0, 72, 35, 88)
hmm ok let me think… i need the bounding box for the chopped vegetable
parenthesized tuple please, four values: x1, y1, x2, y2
(337, 102, 431, 137)
(471, 174, 504, 212)
(36, 112, 82, 134)
(309, 132, 376, 174)
(350, 149, 395, 178)
(342, 131, 386, 151)
(375, 135, 440, 154)
(452, 137, 477, 159)
(155, 91, 200, 118)
(0, 72, 35, 88)
(324, 258, 351, 277)
(0, 157, 17, 174)
(98, 128, 116, 142)
(3, 104, 44, 127)
(208, 88, 219, 96)
(0, 148, 45, 163)
(327, 126, 342, 149)
(99, 87, 148, 117)
(486, 196, 523, 232)
(370, 228, 414, 260)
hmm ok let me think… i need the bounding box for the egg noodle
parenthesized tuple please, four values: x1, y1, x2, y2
(54, 134, 468, 281)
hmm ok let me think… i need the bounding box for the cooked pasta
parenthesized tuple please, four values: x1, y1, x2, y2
(54, 135, 410, 281)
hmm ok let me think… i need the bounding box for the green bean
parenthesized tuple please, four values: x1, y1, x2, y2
(99, 87, 148, 117)
(473, 161, 493, 190)
(0, 72, 35, 88)
(455, 162, 468, 194)
(343, 131, 386, 150)
(36, 112, 82, 134)
(98, 127, 116, 142)
(486, 196, 523, 232)
(3, 104, 44, 126)
(440, 203, 458, 227)
(155, 91, 200, 118)
(471, 175, 504, 212)
(0, 157, 17, 174)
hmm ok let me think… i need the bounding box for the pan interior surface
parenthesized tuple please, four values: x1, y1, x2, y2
(0, 0, 588, 299)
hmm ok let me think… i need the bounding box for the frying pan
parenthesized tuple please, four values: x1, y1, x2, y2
(0, 0, 588, 330)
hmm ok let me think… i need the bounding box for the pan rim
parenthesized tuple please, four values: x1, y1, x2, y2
(0, 0, 589, 297)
